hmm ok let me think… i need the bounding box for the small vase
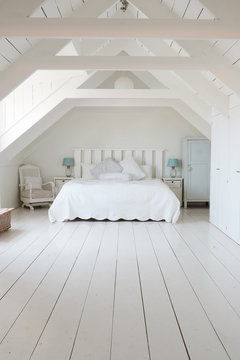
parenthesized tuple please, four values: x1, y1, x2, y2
(170, 167, 176, 178)
(65, 166, 72, 177)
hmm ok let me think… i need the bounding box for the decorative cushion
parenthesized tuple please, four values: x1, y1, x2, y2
(141, 165, 153, 179)
(21, 189, 53, 199)
(24, 176, 42, 190)
(119, 158, 145, 180)
(91, 158, 123, 178)
(81, 164, 96, 180)
(98, 172, 132, 181)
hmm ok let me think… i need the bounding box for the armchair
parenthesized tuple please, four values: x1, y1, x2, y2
(19, 164, 55, 210)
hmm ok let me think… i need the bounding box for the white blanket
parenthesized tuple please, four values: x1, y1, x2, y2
(48, 179, 180, 223)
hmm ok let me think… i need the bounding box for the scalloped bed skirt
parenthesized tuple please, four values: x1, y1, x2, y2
(48, 179, 180, 224)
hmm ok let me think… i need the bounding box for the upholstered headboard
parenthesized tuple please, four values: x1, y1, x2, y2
(73, 148, 164, 179)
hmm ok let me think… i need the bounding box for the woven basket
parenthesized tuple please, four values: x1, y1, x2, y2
(0, 208, 14, 232)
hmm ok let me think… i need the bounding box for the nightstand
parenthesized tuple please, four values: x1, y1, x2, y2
(163, 178, 183, 206)
(54, 177, 74, 195)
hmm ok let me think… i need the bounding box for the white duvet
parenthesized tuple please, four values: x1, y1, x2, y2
(48, 179, 180, 223)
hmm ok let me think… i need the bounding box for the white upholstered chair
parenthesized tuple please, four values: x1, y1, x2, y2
(19, 164, 55, 210)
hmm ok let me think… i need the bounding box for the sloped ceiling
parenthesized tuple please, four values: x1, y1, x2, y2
(1, 0, 240, 159)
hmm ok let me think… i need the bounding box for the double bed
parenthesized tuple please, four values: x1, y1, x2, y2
(49, 148, 180, 223)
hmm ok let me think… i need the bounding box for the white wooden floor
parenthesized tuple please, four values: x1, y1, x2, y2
(0, 208, 240, 360)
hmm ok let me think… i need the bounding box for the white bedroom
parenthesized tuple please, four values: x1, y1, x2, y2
(0, 0, 240, 360)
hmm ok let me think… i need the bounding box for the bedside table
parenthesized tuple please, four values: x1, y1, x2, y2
(163, 178, 183, 206)
(54, 177, 74, 195)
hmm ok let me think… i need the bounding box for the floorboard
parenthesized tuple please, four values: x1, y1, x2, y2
(0, 208, 239, 360)
(111, 222, 150, 360)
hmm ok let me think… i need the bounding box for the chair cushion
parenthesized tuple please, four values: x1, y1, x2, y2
(21, 189, 53, 199)
(24, 176, 42, 190)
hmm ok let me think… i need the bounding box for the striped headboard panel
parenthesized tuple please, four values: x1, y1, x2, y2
(74, 148, 164, 179)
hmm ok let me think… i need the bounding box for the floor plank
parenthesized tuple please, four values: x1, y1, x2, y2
(111, 222, 150, 360)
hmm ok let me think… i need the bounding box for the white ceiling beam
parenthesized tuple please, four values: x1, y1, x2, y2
(1, 18, 240, 39)
(32, 55, 213, 71)
(69, 89, 177, 99)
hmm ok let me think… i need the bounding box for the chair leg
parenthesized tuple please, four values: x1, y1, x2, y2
(29, 205, 34, 211)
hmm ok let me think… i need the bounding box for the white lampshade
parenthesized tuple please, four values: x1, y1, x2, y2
(114, 76, 134, 89)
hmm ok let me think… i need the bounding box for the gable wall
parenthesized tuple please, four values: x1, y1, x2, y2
(22, 106, 202, 181)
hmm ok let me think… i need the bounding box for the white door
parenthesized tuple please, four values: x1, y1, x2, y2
(186, 139, 210, 201)
(228, 114, 240, 243)
(210, 117, 229, 232)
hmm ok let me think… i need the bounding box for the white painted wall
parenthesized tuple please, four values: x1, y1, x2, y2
(23, 107, 202, 181)
(0, 164, 19, 208)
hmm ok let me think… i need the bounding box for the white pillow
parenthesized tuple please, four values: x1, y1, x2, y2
(98, 172, 132, 181)
(119, 158, 145, 180)
(24, 176, 42, 190)
(141, 165, 152, 179)
(81, 163, 96, 180)
(91, 158, 123, 178)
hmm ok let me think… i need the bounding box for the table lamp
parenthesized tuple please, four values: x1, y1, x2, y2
(62, 158, 74, 177)
(167, 158, 179, 178)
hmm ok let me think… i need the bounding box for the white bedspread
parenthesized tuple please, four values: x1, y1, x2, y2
(48, 179, 180, 223)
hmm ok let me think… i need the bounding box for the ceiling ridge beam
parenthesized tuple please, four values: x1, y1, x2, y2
(70, 89, 177, 98)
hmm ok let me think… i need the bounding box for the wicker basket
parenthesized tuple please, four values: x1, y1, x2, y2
(0, 208, 14, 232)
